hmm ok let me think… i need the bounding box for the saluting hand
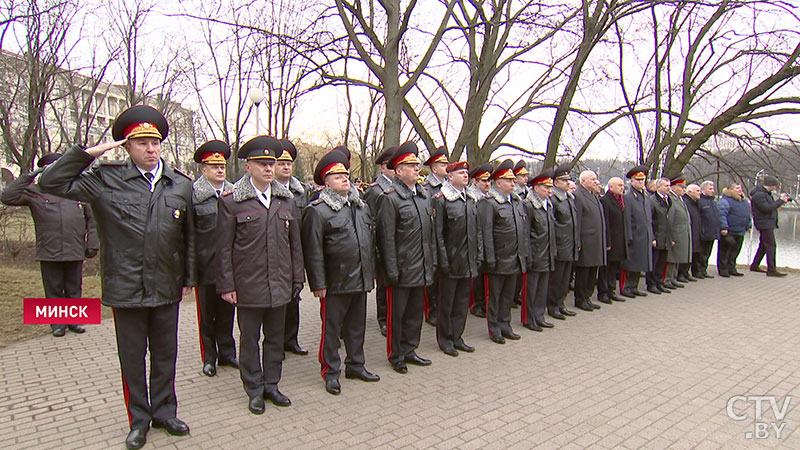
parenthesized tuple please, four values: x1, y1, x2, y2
(221, 291, 237, 305)
(85, 139, 127, 158)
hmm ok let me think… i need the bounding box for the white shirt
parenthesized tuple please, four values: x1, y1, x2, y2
(251, 179, 271, 209)
(136, 160, 162, 192)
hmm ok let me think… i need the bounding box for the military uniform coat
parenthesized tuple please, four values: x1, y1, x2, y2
(574, 185, 607, 268)
(667, 191, 692, 264)
(215, 176, 304, 307)
(621, 187, 653, 272)
(431, 181, 483, 279)
(38, 146, 196, 308)
(477, 187, 528, 275)
(550, 187, 580, 262)
(193, 177, 233, 285)
(524, 192, 556, 272)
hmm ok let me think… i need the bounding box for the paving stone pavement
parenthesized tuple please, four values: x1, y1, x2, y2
(1, 269, 799, 449)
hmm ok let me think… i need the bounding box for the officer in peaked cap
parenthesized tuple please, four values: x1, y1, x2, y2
(39, 104, 194, 450)
(513, 160, 530, 197)
(216, 135, 304, 414)
(466, 162, 493, 318)
(364, 145, 399, 336)
(546, 163, 579, 320)
(620, 165, 654, 298)
(665, 172, 691, 290)
(275, 138, 310, 357)
(422, 146, 449, 327)
(301, 149, 381, 395)
(478, 159, 528, 344)
(377, 141, 436, 374)
(192, 140, 237, 378)
(521, 168, 556, 332)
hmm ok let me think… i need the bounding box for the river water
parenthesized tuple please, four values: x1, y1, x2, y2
(709, 208, 800, 269)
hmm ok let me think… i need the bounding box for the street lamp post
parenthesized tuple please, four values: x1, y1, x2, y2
(249, 88, 266, 135)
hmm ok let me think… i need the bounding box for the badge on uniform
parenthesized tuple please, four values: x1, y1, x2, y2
(173, 209, 181, 219)
(78, 203, 83, 209)
(285, 220, 290, 229)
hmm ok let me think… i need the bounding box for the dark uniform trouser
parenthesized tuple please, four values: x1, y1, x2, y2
(646, 249, 668, 287)
(112, 303, 179, 430)
(471, 273, 486, 314)
(195, 284, 236, 364)
(752, 228, 777, 270)
(487, 273, 517, 338)
(523, 271, 549, 325)
(547, 260, 572, 312)
(319, 292, 367, 381)
(597, 261, 619, 298)
(718, 234, 745, 275)
(437, 277, 470, 350)
(238, 305, 286, 399)
(386, 286, 424, 365)
(40, 260, 83, 331)
(283, 292, 302, 348)
(376, 268, 387, 328)
(425, 278, 438, 320)
(574, 266, 599, 302)
(621, 270, 641, 292)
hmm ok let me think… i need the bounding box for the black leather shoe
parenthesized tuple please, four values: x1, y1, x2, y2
(560, 307, 577, 317)
(669, 281, 684, 288)
(392, 362, 408, 374)
(657, 285, 671, 293)
(248, 396, 265, 414)
(52, 328, 66, 337)
(620, 290, 636, 298)
(284, 344, 308, 356)
(125, 428, 148, 450)
(730, 271, 744, 277)
(379, 323, 387, 337)
(749, 266, 766, 273)
(67, 324, 85, 333)
(404, 353, 432, 366)
(218, 358, 239, 369)
(588, 300, 601, 309)
(454, 341, 475, 352)
(767, 270, 787, 277)
(610, 294, 626, 302)
(152, 418, 190, 436)
(676, 275, 690, 283)
(441, 347, 458, 357)
(576, 302, 594, 312)
(425, 316, 437, 327)
(538, 320, 554, 328)
(325, 379, 341, 395)
(264, 388, 291, 407)
(646, 286, 662, 295)
(490, 335, 506, 344)
(597, 296, 612, 304)
(719, 272, 730, 278)
(549, 310, 566, 320)
(202, 363, 216, 377)
(471, 310, 486, 318)
(701, 272, 714, 278)
(501, 330, 520, 340)
(522, 323, 542, 332)
(631, 289, 647, 297)
(345, 367, 380, 382)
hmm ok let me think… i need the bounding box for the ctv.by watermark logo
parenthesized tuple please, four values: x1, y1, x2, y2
(726, 395, 792, 439)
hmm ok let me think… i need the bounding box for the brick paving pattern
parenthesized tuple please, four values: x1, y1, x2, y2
(1, 271, 798, 449)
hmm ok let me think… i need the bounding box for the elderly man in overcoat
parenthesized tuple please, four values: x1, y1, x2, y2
(598, 177, 627, 303)
(573, 170, 607, 312)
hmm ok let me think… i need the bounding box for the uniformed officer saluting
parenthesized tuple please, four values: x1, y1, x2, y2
(38, 105, 195, 450)
(431, 160, 482, 356)
(479, 159, 528, 344)
(301, 150, 381, 396)
(377, 141, 436, 374)
(215, 136, 304, 415)
(191, 141, 237, 378)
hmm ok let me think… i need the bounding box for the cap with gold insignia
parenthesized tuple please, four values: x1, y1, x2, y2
(237, 136, 282, 161)
(424, 146, 449, 166)
(553, 163, 572, 180)
(193, 140, 231, 165)
(492, 159, 516, 180)
(37, 153, 62, 168)
(513, 160, 529, 176)
(112, 105, 169, 141)
(277, 139, 297, 162)
(375, 146, 398, 165)
(388, 141, 421, 169)
(626, 165, 649, 180)
(529, 168, 554, 187)
(669, 172, 686, 186)
(333, 145, 351, 162)
(314, 149, 350, 185)
(469, 162, 493, 181)
(446, 161, 469, 173)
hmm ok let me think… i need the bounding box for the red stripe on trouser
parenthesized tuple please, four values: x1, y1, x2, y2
(468, 278, 474, 310)
(663, 263, 668, 282)
(620, 270, 627, 293)
(385, 287, 393, 359)
(194, 287, 205, 363)
(423, 286, 430, 318)
(484, 273, 492, 337)
(318, 297, 329, 380)
(112, 309, 133, 427)
(520, 272, 528, 324)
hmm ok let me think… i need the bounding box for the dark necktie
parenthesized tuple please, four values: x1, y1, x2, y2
(216, 189, 221, 197)
(144, 172, 154, 182)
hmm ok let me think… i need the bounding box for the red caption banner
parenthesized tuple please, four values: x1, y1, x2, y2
(23, 298, 102, 325)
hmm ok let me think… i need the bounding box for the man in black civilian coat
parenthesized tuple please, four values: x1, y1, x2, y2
(598, 177, 627, 303)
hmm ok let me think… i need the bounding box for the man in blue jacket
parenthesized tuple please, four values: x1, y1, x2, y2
(717, 182, 751, 277)
(749, 175, 790, 276)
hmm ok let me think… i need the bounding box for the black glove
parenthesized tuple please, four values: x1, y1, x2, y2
(85, 248, 98, 259)
(292, 282, 303, 299)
